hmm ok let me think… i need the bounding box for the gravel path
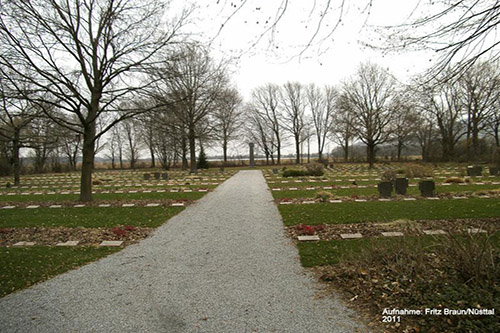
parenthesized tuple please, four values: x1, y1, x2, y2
(0, 170, 365, 332)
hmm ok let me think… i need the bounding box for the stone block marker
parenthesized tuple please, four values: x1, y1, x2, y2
(468, 228, 487, 234)
(2, 206, 16, 209)
(98, 204, 111, 207)
(381, 231, 404, 237)
(340, 233, 363, 239)
(56, 241, 79, 246)
(13, 241, 35, 246)
(329, 199, 342, 203)
(297, 235, 320, 241)
(49, 205, 62, 208)
(423, 230, 446, 235)
(99, 241, 123, 247)
(171, 202, 185, 207)
(26, 205, 40, 209)
(146, 203, 160, 207)
(122, 204, 135, 207)
(73, 204, 86, 208)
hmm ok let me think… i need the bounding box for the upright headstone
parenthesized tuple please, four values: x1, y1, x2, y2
(272, 168, 279, 175)
(154, 172, 161, 180)
(489, 166, 499, 176)
(143, 173, 151, 180)
(467, 165, 482, 177)
(377, 181, 393, 198)
(249, 143, 255, 167)
(161, 172, 168, 180)
(395, 177, 408, 195)
(419, 180, 436, 197)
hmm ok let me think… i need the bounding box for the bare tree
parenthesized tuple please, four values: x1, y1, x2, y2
(331, 95, 355, 162)
(250, 84, 284, 164)
(374, 1, 500, 79)
(418, 75, 466, 161)
(0, 0, 190, 201)
(214, 88, 243, 165)
(341, 63, 396, 168)
(306, 84, 336, 162)
(30, 115, 59, 173)
(121, 119, 142, 169)
(150, 44, 228, 173)
(246, 105, 275, 165)
(390, 92, 419, 161)
(0, 77, 39, 185)
(281, 82, 306, 164)
(459, 62, 500, 161)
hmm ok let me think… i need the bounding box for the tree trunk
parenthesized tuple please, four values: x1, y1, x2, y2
(119, 148, 123, 169)
(12, 129, 20, 186)
(397, 141, 403, 161)
(150, 147, 155, 168)
(188, 127, 197, 173)
(343, 136, 349, 162)
(222, 139, 228, 165)
(276, 138, 281, 165)
(295, 135, 300, 164)
(181, 136, 188, 170)
(80, 126, 96, 202)
(367, 143, 376, 169)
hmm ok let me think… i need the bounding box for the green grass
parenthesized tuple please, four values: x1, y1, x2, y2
(279, 198, 500, 226)
(0, 191, 206, 202)
(0, 246, 120, 297)
(298, 233, 500, 267)
(0, 206, 184, 228)
(271, 184, 500, 199)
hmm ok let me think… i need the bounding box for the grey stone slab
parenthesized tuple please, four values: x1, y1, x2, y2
(297, 235, 320, 241)
(99, 241, 123, 247)
(468, 228, 487, 234)
(98, 204, 111, 207)
(13, 241, 35, 246)
(2, 206, 16, 209)
(302, 201, 316, 204)
(423, 230, 446, 235)
(122, 204, 135, 207)
(279, 201, 293, 205)
(49, 205, 62, 208)
(26, 205, 40, 209)
(73, 204, 86, 208)
(340, 233, 363, 239)
(56, 241, 79, 246)
(381, 231, 404, 237)
(403, 198, 417, 201)
(426, 197, 440, 200)
(329, 199, 342, 203)
(378, 198, 391, 202)
(354, 199, 367, 202)
(146, 203, 160, 207)
(171, 203, 185, 207)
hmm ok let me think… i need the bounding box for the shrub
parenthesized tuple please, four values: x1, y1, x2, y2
(444, 177, 469, 183)
(305, 163, 324, 176)
(197, 147, 210, 169)
(380, 170, 397, 182)
(404, 164, 433, 178)
(315, 190, 333, 202)
(283, 169, 307, 177)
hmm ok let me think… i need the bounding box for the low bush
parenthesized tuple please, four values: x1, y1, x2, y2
(404, 164, 434, 178)
(315, 190, 334, 203)
(321, 234, 499, 332)
(305, 163, 324, 176)
(444, 177, 470, 183)
(381, 170, 397, 182)
(283, 169, 307, 177)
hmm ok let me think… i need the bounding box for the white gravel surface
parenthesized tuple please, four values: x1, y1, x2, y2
(0, 170, 365, 332)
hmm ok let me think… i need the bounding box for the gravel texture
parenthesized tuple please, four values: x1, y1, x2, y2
(0, 170, 365, 332)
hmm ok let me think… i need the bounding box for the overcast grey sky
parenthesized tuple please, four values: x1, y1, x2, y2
(174, 0, 437, 99)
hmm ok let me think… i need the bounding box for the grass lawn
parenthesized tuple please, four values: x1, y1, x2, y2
(0, 191, 206, 203)
(0, 246, 120, 297)
(279, 198, 500, 226)
(271, 184, 500, 199)
(0, 206, 184, 228)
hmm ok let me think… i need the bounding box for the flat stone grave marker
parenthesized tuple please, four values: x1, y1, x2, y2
(289, 187, 298, 191)
(171, 202, 185, 207)
(146, 203, 160, 207)
(272, 188, 281, 191)
(49, 205, 62, 208)
(98, 204, 111, 207)
(306, 187, 316, 190)
(302, 200, 316, 204)
(329, 200, 342, 203)
(452, 196, 466, 199)
(199, 189, 208, 192)
(26, 205, 40, 209)
(427, 197, 440, 200)
(56, 241, 79, 246)
(423, 230, 446, 235)
(323, 186, 333, 190)
(297, 235, 320, 241)
(73, 204, 86, 208)
(99, 240, 123, 247)
(122, 204, 135, 207)
(478, 195, 490, 198)
(381, 231, 404, 237)
(184, 189, 192, 192)
(468, 228, 486, 234)
(13, 241, 35, 246)
(354, 199, 367, 202)
(340, 233, 363, 239)
(279, 201, 292, 205)
(378, 198, 391, 202)
(143, 190, 151, 193)
(403, 198, 417, 201)
(129, 190, 137, 193)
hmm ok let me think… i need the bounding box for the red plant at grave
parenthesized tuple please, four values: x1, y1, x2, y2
(0, 228, 10, 234)
(111, 226, 128, 237)
(123, 225, 136, 231)
(295, 224, 324, 235)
